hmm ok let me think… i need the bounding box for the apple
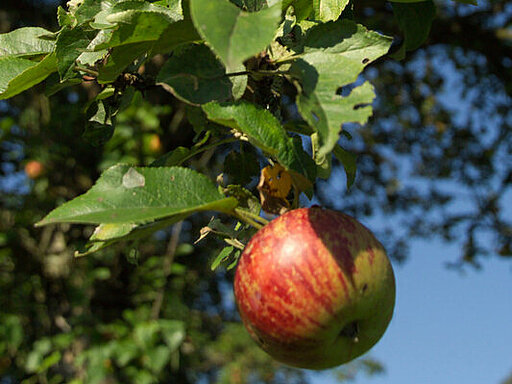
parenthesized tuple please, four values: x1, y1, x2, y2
(24, 160, 45, 179)
(144, 134, 163, 155)
(233, 207, 395, 370)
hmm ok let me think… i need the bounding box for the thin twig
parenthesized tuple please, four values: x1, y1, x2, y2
(74, 65, 99, 77)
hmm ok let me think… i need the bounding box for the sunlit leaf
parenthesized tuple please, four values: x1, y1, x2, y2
(36, 165, 238, 226)
(202, 101, 316, 189)
(190, 0, 281, 71)
(0, 54, 57, 100)
(289, 20, 392, 158)
(0, 27, 55, 58)
(312, 0, 348, 22)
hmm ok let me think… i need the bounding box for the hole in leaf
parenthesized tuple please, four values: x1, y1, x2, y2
(337, 85, 356, 97)
(353, 103, 369, 110)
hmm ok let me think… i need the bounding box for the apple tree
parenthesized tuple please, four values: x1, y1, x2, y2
(2, 0, 510, 383)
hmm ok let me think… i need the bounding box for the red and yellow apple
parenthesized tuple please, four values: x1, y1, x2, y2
(234, 207, 395, 370)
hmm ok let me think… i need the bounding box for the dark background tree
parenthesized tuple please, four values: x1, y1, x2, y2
(0, 0, 510, 383)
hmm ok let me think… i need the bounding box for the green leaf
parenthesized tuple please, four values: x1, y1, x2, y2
(150, 18, 201, 55)
(230, 64, 248, 101)
(159, 319, 185, 352)
(283, 0, 313, 21)
(45, 73, 82, 96)
(144, 346, 171, 373)
(56, 27, 91, 80)
(190, 0, 282, 71)
(37, 351, 62, 373)
(76, 215, 187, 257)
(312, 0, 348, 22)
(392, 1, 436, 52)
(96, 9, 179, 50)
(83, 99, 116, 146)
(289, 20, 392, 158)
(157, 44, 233, 105)
(333, 144, 356, 188)
(92, 0, 182, 29)
(36, 165, 238, 226)
(0, 27, 55, 58)
(0, 58, 37, 93)
(0, 54, 57, 100)
(202, 101, 316, 189)
(211, 246, 235, 271)
(73, 0, 107, 25)
(77, 30, 111, 66)
(57, 6, 76, 28)
(97, 42, 148, 83)
(224, 185, 261, 217)
(227, 250, 241, 270)
(150, 147, 191, 167)
(311, 131, 331, 179)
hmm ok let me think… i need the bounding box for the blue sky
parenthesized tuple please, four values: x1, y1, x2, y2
(310, 237, 512, 384)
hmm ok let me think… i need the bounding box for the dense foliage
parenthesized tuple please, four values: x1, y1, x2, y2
(0, 0, 510, 383)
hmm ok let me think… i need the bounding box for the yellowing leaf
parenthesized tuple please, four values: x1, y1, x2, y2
(257, 164, 292, 214)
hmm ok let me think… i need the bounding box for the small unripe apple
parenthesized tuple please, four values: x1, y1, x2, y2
(144, 134, 163, 154)
(234, 207, 395, 370)
(24, 160, 45, 179)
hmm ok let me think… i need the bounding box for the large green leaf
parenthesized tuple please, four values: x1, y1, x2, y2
(0, 54, 57, 100)
(190, 0, 281, 71)
(202, 101, 316, 189)
(289, 20, 392, 158)
(157, 44, 234, 105)
(0, 27, 55, 58)
(36, 165, 238, 226)
(312, 0, 348, 22)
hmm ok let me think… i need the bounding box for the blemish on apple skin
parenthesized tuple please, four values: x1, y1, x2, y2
(339, 321, 359, 342)
(361, 283, 368, 294)
(97, 197, 104, 202)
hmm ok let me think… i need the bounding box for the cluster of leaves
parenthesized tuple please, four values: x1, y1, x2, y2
(5, 0, 505, 383)
(0, 0, 430, 261)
